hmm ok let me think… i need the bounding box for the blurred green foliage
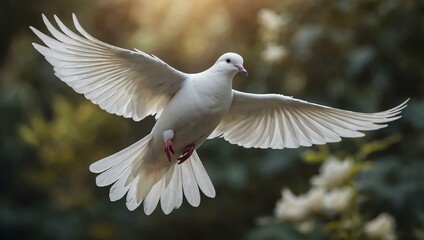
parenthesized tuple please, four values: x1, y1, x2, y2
(0, 0, 422, 239)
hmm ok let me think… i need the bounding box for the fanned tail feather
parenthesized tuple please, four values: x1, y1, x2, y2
(89, 135, 215, 214)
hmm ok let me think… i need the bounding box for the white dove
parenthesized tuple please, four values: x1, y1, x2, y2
(31, 14, 408, 215)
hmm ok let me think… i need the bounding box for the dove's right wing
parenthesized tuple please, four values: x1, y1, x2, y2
(31, 14, 188, 121)
(209, 90, 408, 149)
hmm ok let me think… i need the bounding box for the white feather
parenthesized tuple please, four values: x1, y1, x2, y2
(89, 134, 152, 174)
(161, 165, 183, 215)
(143, 178, 165, 215)
(181, 159, 201, 207)
(126, 176, 141, 211)
(191, 151, 216, 198)
(31, 14, 187, 122)
(211, 91, 408, 149)
(109, 167, 131, 202)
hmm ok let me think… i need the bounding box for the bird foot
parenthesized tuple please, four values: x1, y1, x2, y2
(164, 139, 175, 162)
(178, 144, 195, 164)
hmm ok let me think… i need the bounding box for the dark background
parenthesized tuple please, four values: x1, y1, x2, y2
(0, 0, 423, 239)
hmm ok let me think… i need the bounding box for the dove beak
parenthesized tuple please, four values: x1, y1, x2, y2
(236, 65, 248, 76)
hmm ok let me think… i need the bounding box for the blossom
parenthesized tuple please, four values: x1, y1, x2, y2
(261, 43, 288, 64)
(274, 187, 325, 221)
(274, 188, 310, 221)
(303, 187, 325, 212)
(364, 213, 397, 240)
(311, 157, 354, 189)
(322, 187, 354, 214)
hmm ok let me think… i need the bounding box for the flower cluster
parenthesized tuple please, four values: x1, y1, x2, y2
(275, 188, 323, 222)
(273, 156, 397, 239)
(275, 157, 355, 222)
(311, 156, 354, 189)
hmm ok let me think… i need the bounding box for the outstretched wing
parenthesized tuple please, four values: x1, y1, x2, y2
(31, 14, 188, 121)
(209, 90, 408, 149)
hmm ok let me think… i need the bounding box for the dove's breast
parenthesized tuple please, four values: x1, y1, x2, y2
(150, 75, 233, 156)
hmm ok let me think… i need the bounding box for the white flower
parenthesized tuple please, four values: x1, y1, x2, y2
(257, 9, 284, 32)
(274, 187, 325, 222)
(261, 43, 288, 64)
(364, 213, 397, 240)
(274, 188, 310, 221)
(311, 157, 354, 189)
(304, 187, 325, 212)
(322, 187, 354, 214)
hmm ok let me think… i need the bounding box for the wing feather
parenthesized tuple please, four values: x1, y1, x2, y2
(211, 90, 408, 149)
(280, 109, 300, 148)
(31, 14, 188, 121)
(285, 110, 312, 146)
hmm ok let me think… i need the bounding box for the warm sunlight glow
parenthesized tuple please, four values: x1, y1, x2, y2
(130, 0, 232, 58)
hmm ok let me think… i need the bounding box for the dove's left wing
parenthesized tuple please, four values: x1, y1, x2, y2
(209, 90, 408, 149)
(31, 14, 188, 121)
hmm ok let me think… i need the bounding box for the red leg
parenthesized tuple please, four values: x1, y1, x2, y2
(164, 139, 175, 162)
(178, 144, 195, 164)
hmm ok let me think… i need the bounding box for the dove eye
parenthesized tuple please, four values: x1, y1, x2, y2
(226, 59, 231, 63)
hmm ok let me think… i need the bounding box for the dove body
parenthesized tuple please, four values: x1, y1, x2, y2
(151, 69, 235, 162)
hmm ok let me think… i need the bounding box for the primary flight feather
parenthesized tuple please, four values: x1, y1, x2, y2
(31, 14, 408, 215)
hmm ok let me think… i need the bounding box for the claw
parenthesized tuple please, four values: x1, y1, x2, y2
(178, 144, 195, 164)
(164, 139, 175, 162)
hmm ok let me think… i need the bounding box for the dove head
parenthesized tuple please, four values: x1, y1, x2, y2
(214, 52, 248, 77)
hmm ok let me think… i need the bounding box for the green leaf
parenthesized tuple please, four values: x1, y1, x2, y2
(302, 146, 330, 163)
(356, 135, 401, 160)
